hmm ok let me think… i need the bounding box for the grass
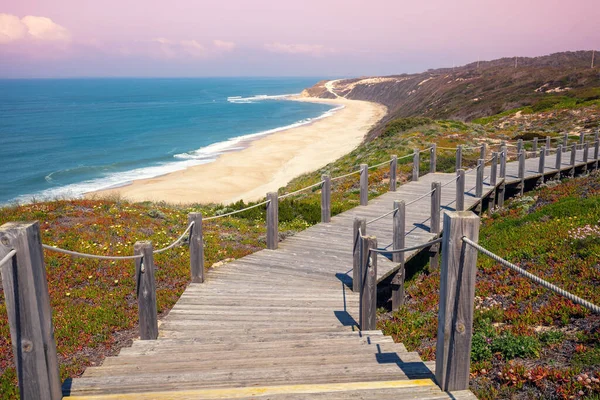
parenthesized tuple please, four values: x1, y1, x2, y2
(379, 173, 600, 399)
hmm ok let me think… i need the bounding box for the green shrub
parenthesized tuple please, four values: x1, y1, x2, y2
(471, 332, 493, 362)
(538, 330, 565, 346)
(492, 333, 541, 359)
(572, 347, 600, 367)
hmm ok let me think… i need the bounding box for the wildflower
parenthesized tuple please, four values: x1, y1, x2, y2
(114, 279, 119, 284)
(66, 292, 71, 296)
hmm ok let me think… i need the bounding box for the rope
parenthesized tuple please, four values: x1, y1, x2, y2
(330, 169, 362, 182)
(462, 238, 600, 314)
(42, 244, 143, 260)
(405, 187, 436, 206)
(368, 159, 392, 170)
(204, 200, 270, 220)
(278, 180, 324, 199)
(366, 208, 398, 225)
(153, 222, 194, 254)
(441, 175, 460, 187)
(0, 250, 16, 268)
(437, 145, 483, 151)
(370, 237, 442, 255)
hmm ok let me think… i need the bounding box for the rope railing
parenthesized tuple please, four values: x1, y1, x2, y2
(153, 222, 194, 254)
(204, 199, 271, 220)
(368, 159, 392, 170)
(278, 180, 324, 199)
(405, 187, 437, 206)
(330, 169, 362, 182)
(462, 237, 600, 314)
(369, 237, 442, 255)
(437, 145, 485, 151)
(366, 207, 398, 225)
(0, 249, 16, 268)
(42, 244, 143, 260)
(441, 175, 460, 187)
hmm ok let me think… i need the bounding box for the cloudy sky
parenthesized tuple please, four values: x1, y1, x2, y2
(0, 0, 598, 78)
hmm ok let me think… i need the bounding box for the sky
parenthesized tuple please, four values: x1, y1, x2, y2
(0, 0, 598, 78)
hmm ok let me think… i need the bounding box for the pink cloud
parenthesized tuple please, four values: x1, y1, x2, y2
(264, 42, 335, 57)
(213, 39, 236, 52)
(0, 13, 71, 44)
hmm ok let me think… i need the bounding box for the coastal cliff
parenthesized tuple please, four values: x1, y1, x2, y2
(305, 51, 600, 139)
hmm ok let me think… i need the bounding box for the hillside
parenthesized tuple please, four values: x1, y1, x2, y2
(303, 51, 600, 140)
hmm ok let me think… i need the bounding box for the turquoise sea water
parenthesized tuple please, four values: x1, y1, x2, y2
(0, 78, 335, 204)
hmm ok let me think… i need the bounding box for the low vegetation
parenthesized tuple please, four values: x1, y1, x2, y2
(0, 95, 598, 398)
(379, 174, 600, 399)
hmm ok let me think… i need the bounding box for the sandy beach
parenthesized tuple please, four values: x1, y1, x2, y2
(92, 96, 387, 205)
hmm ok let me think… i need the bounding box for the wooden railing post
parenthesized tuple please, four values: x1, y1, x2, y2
(545, 136, 551, 155)
(479, 143, 487, 161)
(489, 152, 498, 210)
(359, 235, 377, 331)
(188, 212, 204, 283)
(134, 241, 158, 340)
(580, 131, 585, 149)
(436, 211, 480, 392)
(490, 152, 498, 187)
(430, 144, 437, 173)
(456, 169, 465, 211)
(266, 192, 279, 249)
(391, 200, 405, 310)
(517, 139, 523, 154)
(518, 151, 525, 195)
(583, 143, 589, 173)
(321, 174, 331, 223)
(563, 132, 569, 152)
(595, 130, 599, 170)
(353, 217, 366, 292)
(412, 149, 420, 181)
(498, 149, 507, 208)
(556, 144, 563, 171)
(570, 143, 577, 177)
(430, 182, 442, 270)
(499, 147, 507, 179)
(0, 222, 62, 400)
(360, 164, 368, 206)
(532, 137, 538, 153)
(456, 145, 463, 172)
(476, 159, 484, 198)
(389, 155, 397, 192)
(538, 147, 546, 174)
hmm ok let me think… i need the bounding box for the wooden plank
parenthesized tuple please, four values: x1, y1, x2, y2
(188, 212, 204, 283)
(267, 192, 279, 249)
(360, 164, 368, 206)
(391, 200, 406, 311)
(390, 155, 397, 191)
(412, 149, 420, 182)
(456, 170, 465, 211)
(321, 175, 331, 223)
(359, 236, 377, 331)
(435, 212, 479, 392)
(0, 222, 62, 400)
(135, 241, 158, 340)
(353, 217, 366, 292)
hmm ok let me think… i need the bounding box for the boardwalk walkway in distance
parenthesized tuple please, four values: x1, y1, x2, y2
(54, 144, 598, 399)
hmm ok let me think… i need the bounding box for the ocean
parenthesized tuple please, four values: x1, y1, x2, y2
(0, 77, 337, 205)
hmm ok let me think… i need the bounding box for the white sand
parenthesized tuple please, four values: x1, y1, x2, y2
(91, 96, 387, 205)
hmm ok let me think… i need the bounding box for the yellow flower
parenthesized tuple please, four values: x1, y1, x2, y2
(88, 275, 93, 279)
(114, 279, 119, 284)
(66, 292, 71, 296)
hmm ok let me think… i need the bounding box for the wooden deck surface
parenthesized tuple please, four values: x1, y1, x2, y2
(63, 147, 594, 399)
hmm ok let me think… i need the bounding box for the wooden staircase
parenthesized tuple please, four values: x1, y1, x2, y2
(63, 173, 479, 399)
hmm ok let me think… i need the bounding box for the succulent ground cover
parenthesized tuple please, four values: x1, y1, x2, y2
(379, 174, 600, 399)
(0, 104, 595, 398)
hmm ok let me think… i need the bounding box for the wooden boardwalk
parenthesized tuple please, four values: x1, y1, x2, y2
(63, 147, 594, 399)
